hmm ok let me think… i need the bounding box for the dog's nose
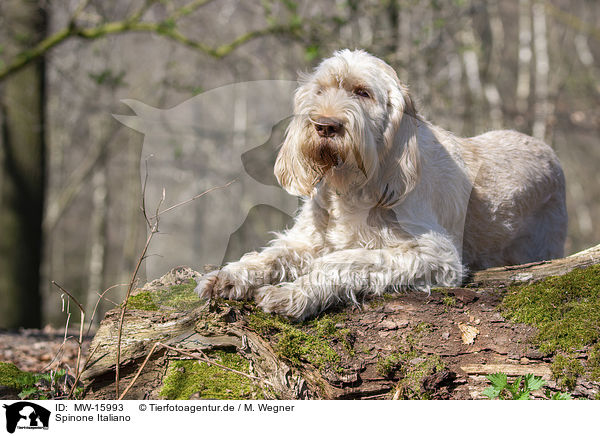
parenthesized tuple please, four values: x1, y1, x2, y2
(313, 117, 343, 138)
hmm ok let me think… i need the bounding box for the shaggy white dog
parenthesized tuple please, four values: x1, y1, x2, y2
(196, 49, 567, 320)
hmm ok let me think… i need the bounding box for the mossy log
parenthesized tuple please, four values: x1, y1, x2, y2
(82, 244, 600, 400)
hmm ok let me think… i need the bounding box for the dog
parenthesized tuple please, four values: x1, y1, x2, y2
(196, 49, 567, 320)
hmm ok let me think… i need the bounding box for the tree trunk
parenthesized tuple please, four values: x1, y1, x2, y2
(85, 165, 108, 322)
(515, 0, 532, 115)
(532, 1, 549, 140)
(81, 244, 600, 400)
(0, 0, 46, 328)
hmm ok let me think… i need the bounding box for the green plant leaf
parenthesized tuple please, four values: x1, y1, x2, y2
(482, 386, 501, 399)
(486, 373, 508, 389)
(18, 387, 38, 399)
(524, 374, 546, 391)
(550, 392, 573, 400)
(507, 376, 523, 397)
(514, 391, 531, 400)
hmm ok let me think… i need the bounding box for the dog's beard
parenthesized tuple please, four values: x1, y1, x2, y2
(303, 138, 345, 175)
(300, 135, 371, 194)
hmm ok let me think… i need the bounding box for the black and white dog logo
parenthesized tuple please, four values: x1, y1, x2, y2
(3, 402, 50, 433)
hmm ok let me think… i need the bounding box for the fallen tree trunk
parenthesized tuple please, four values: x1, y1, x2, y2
(469, 244, 600, 287)
(81, 244, 600, 400)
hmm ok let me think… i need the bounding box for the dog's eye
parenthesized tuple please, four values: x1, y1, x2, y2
(353, 88, 371, 99)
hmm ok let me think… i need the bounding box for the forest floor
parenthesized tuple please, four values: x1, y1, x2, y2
(0, 327, 92, 374)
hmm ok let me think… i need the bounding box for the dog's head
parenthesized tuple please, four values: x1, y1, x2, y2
(275, 49, 420, 200)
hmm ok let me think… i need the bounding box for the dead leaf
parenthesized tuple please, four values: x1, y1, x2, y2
(458, 323, 479, 345)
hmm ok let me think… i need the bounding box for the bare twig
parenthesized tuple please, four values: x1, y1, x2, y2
(117, 342, 161, 400)
(52, 281, 85, 381)
(86, 283, 128, 336)
(157, 179, 236, 217)
(166, 0, 215, 22)
(70, 0, 91, 25)
(161, 343, 271, 384)
(114, 177, 237, 398)
(118, 341, 271, 399)
(140, 155, 154, 229)
(67, 343, 100, 399)
(114, 226, 157, 398)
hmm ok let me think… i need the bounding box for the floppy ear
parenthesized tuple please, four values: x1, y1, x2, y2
(274, 81, 324, 197)
(381, 67, 421, 203)
(274, 115, 321, 197)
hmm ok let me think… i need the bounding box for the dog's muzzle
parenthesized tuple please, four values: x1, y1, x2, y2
(311, 116, 344, 138)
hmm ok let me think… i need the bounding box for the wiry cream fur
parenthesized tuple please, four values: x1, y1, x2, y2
(196, 50, 567, 320)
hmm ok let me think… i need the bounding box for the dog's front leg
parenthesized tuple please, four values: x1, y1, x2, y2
(195, 219, 321, 300)
(255, 233, 464, 319)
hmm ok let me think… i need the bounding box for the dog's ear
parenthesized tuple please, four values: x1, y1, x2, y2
(274, 116, 320, 197)
(381, 66, 421, 202)
(275, 81, 323, 197)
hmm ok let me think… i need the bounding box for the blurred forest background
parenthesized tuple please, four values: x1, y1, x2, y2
(0, 0, 599, 329)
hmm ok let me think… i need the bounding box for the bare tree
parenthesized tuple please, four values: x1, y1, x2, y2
(532, 1, 549, 140)
(0, 0, 46, 328)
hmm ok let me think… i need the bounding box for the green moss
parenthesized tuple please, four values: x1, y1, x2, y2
(127, 279, 202, 312)
(0, 362, 36, 390)
(375, 322, 446, 399)
(414, 322, 432, 334)
(501, 266, 600, 353)
(377, 352, 404, 378)
(127, 291, 159, 311)
(435, 289, 457, 308)
(248, 311, 350, 368)
(0, 363, 78, 399)
(501, 265, 600, 389)
(588, 344, 600, 382)
(442, 296, 457, 308)
(376, 350, 445, 399)
(163, 280, 203, 310)
(551, 354, 584, 391)
(160, 350, 264, 400)
(397, 354, 445, 400)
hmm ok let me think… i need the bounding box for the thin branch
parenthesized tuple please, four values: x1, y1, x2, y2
(115, 224, 156, 398)
(52, 281, 85, 383)
(118, 341, 272, 399)
(117, 342, 161, 400)
(70, 0, 91, 25)
(114, 177, 239, 397)
(167, 0, 216, 22)
(86, 283, 128, 336)
(157, 179, 236, 217)
(0, 0, 301, 81)
(52, 281, 85, 314)
(67, 343, 100, 399)
(161, 343, 271, 383)
(141, 157, 152, 228)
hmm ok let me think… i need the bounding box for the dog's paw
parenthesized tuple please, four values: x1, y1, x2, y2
(195, 268, 252, 300)
(254, 283, 313, 320)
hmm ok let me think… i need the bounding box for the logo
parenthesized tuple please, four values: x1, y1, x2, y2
(3, 402, 50, 433)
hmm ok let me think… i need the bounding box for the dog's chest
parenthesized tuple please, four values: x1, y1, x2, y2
(317, 196, 388, 250)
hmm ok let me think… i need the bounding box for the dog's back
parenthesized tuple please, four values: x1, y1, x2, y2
(460, 130, 567, 270)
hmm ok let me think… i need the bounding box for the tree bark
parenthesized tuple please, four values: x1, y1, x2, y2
(81, 244, 600, 400)
(0, 0, 46, 328)
(469, 244, 600, 288)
